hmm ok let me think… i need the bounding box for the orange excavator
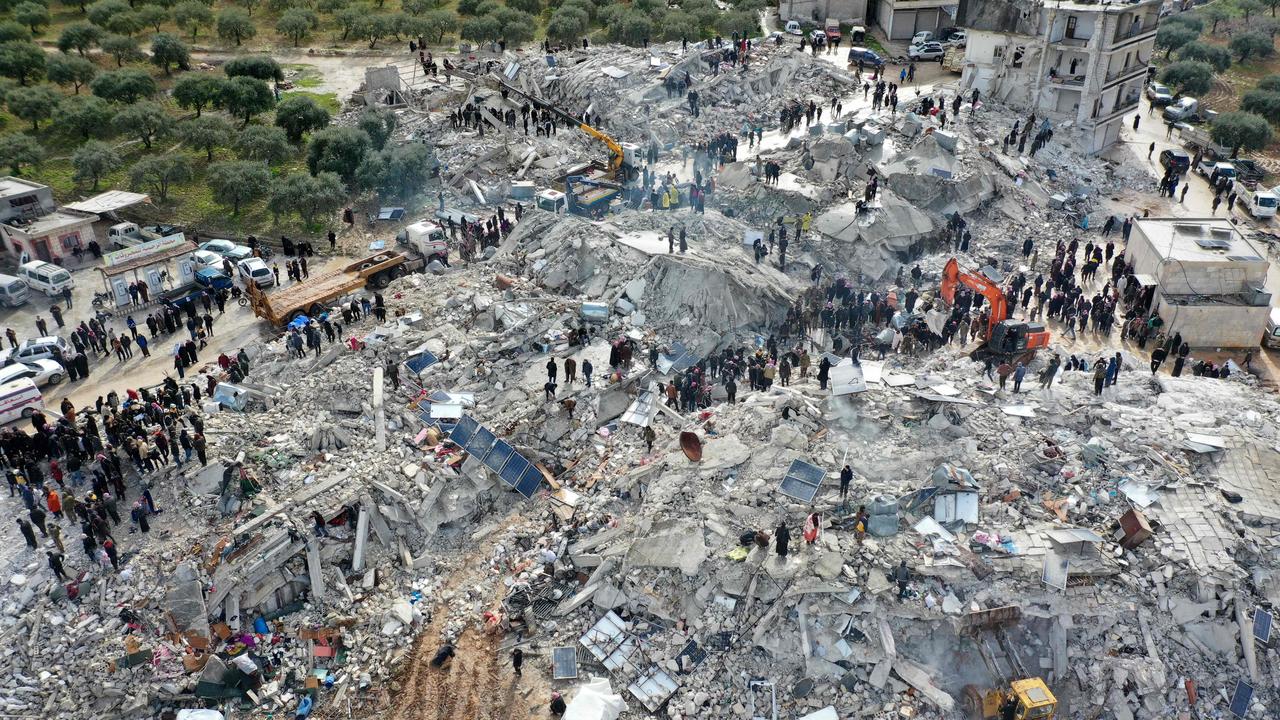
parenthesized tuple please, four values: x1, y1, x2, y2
(940, 257, 1050, 363)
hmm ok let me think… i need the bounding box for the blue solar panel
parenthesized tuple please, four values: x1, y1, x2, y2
(1230, 680, 1253, 718)
(499, 456, 528, 487)
(778, 459, 825, 502)
(484, 440, 515, 473)
(787, 460, 825, 484)
(449, 416, 478, 447)
(1254, 608, 1273, 643)
(515, 464, 542, 498)
(404, 351, 439, 374)
(468, 426, 496, 457)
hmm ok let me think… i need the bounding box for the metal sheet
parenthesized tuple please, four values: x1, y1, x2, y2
(627, 666, 680, 711)
(1041, 552, 1069, 591)
(580, 611, 638, 672)
(830, 359, 868, 396)
(551, 646, 578, 680)
(621, 384, 659, 427)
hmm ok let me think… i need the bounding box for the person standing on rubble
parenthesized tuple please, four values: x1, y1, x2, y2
(839, 465, 852, 505)
(546, 357, 557, 384)
(893, 560, 912, 599)
(17, 518, 36, 550)
(774, 521, 790, 559)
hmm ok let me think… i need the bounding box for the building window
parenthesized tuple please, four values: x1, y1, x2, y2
(1012, 45, 1025, 67)
(1066, 16, 1077, 39)
(993, 45, 1004, 59)
(58, 232, 81, 250)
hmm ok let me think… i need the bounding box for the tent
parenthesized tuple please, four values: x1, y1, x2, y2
(563, 676, 628, 720)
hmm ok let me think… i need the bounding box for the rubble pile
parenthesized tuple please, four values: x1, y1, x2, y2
(3, 33, 1279, 720)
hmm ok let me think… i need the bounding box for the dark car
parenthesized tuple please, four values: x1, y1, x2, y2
(1159, 149, 1191, 175)
(847, 47, 886, 67)
(194, 267, 234, 291)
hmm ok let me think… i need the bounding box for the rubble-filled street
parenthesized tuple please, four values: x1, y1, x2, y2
(2, 31, 1280, 720)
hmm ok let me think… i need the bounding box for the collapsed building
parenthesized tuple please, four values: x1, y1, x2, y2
(2, 33, 1278, 720)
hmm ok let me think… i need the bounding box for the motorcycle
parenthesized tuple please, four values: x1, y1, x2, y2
(90, 291, 112, 308)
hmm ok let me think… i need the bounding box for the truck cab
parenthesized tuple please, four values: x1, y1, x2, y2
(1235, 180, 1279, 219)
(107, 222, 153, 248)
(396, 221, 449, 264)
(1163, 97, 1200, 123)
(825, 18, 841, 41)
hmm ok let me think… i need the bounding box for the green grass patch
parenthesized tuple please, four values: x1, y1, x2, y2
(282, 90, 341, 114)
(863, 35, 887, 54)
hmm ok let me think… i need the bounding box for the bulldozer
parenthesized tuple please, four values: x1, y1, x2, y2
(959, 606, 1058, 720)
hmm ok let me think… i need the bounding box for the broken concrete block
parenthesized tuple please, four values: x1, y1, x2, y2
(933, 130, 957, 152)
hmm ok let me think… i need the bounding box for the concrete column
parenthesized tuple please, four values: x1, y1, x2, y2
(352, 505, 370, 572)
(373, 367, 386, 451)
(307, 537, 326, 600)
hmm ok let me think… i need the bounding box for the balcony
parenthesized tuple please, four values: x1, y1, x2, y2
(1091, 90, 1141, 124)
(1049, 34, 1090, 48)
(1049, 74, 1086, 89)
(1104, 61, 1149, 86)
(1109, 18, 1158, 49)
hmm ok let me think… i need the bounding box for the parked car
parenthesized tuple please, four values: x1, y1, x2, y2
(222, 245, 255, 262)
(0, 359, 64, 387)
(194, 267, 234, 291)
(847, 47, 885, 67)
(943, 30, 967, 47)
(1163, 96, 1202, 123)
(2, 336, 70, 367)
(199, 239, 238, 256)
(908, 41, 945, 60)
(237, 258, 275, 288)
(936, 26, 962, 42)
(911, 30, 933, 45)
(784, 19, 803, 35)
(190, 249, 223, 271)
(809, 29, 827, 44)
(1145, 82, 1173, 106)
(1159, 149, 1191, 175)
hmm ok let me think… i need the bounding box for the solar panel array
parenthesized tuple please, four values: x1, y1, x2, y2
(778, 459, 826, 502)
(449, 415, 541, 499)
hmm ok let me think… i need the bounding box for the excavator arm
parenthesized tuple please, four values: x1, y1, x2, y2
(941, 257, 1009, 340)
(490, 75, 625, 173)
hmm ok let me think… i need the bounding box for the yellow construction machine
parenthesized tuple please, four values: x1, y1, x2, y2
(959, 606, 1058, 720)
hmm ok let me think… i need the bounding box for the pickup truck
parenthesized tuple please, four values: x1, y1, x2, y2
(1163, 97, 1203, 123)
(107, 222, 184, 249)
(1233, 180, 1279, 219)
(825, 18, 841, 42)
(1196, 160, 1237, 184)
(1232, 158, 1267, 188)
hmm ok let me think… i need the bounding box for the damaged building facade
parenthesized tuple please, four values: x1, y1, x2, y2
(956, 0, 1161, 154)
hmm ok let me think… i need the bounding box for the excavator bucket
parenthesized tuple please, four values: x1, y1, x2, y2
(960, 605, 1022, 636)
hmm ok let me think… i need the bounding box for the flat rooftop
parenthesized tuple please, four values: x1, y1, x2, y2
(1133, 218, 1267, 265)
(4, 210, 95, 236)
(0, 176, 48, 198)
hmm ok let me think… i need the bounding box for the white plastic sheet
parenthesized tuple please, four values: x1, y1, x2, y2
(564, 676, 628, 720)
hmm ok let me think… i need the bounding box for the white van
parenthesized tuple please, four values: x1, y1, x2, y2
(0, 273, 29, 307)
(1264, 308, 1280, 349)
(18, 261, 74, 297)
(0, 378, 43, 425)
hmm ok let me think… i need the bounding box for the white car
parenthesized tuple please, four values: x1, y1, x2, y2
(2, 336, 69, 367)
(237, 257, 275, 288)
(190, 250, 223, 271)
(0, 359, 64, 387)
(908, 41, 945, 60)
(223, 245, 255, 262)
(785, 20, 803, 35)
(198, 239, 237, 256)
(943, 30, 966, 47)
(911, 30, 933, 45)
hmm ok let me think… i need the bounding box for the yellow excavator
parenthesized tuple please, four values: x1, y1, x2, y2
(959, 606, 1058, 720)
